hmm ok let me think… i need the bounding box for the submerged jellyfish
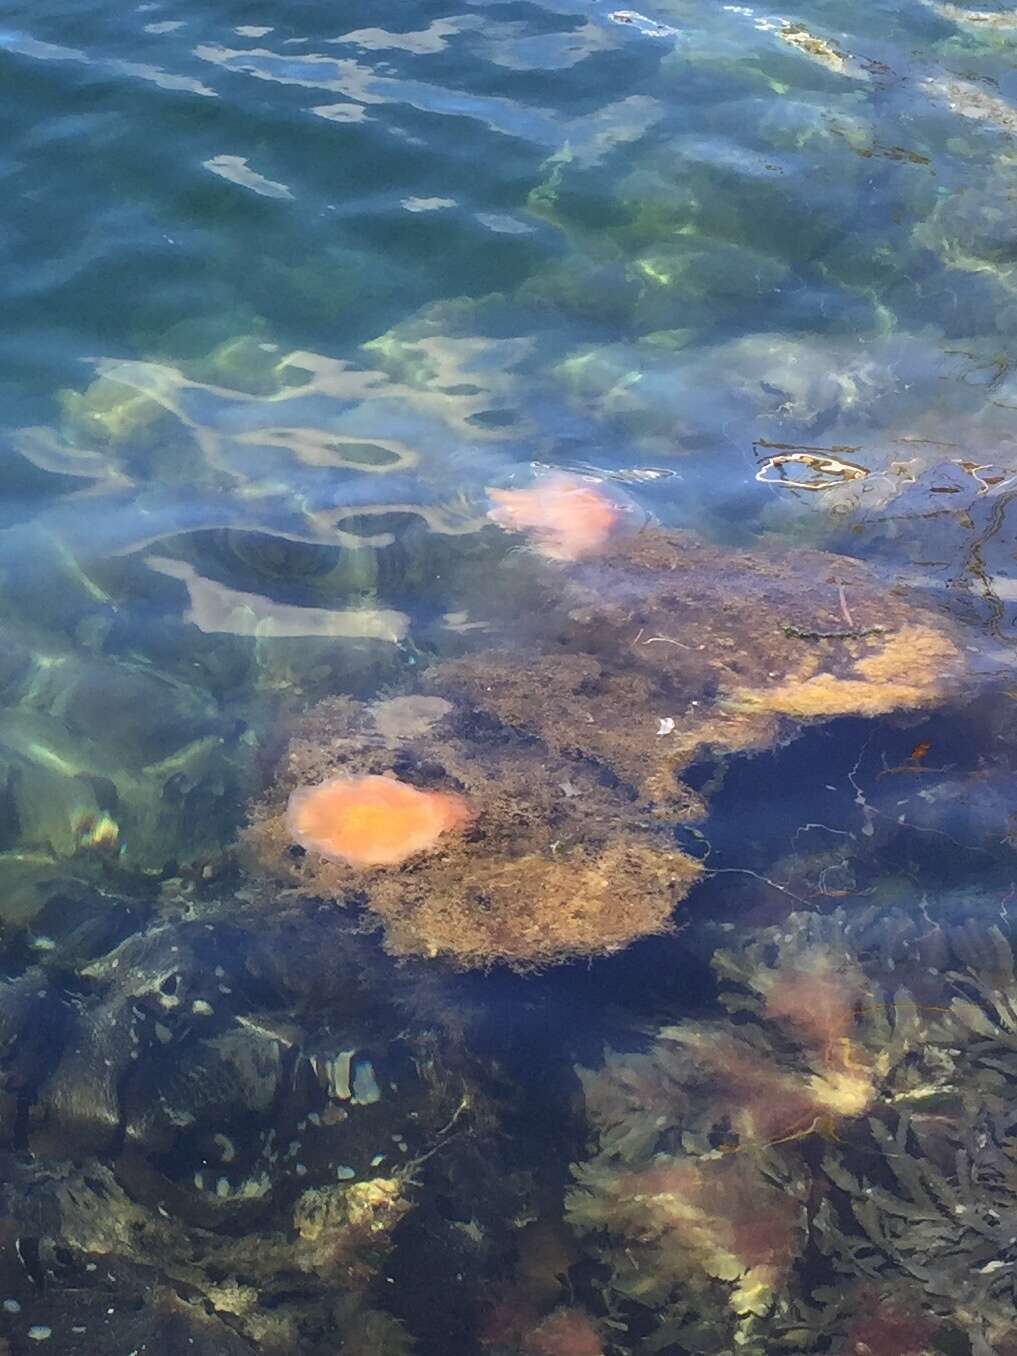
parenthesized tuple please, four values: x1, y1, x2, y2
(486, 472, 626, 561)
(286, 773, 472, 868)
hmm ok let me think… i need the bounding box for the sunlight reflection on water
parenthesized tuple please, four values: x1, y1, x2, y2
(5, 0, 1017, 1349)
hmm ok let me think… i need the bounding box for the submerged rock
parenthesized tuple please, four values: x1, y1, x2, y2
(552, 330, 943, 452)
(0, 906, 507, 1353)
(241, 526, 967, 967)
(0, 646, 251, 891)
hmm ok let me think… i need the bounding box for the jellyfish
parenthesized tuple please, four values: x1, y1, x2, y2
(286, 773, 472, 868)
(486, 472, 626, 561)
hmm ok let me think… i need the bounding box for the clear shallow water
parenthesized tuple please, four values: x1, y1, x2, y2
(6, 0, 1017, 1352)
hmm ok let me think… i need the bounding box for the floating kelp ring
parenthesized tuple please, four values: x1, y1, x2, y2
(755, 450, 870, 492)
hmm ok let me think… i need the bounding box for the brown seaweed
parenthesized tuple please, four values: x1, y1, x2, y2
(430, 528, 965, 806)
(563, 906, 1017, 1354)
(241, 694, 701, 968)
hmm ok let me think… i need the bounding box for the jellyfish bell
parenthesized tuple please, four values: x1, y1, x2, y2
(286, 773, 472, 869)
(485, 469, 638, 562)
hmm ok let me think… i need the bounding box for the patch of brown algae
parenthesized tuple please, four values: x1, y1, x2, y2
(430, 529, 964, 806)
(241, 694, 701, 969)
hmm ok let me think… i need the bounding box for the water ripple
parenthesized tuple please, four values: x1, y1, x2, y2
(0, 28, 217, 96)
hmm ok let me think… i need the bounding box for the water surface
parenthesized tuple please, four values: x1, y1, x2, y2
(4, 0, 1017, 1352)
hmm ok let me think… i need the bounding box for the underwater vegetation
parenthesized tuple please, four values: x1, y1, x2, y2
(563, 906, 1017, 1356)
(239, 522, 970, 969)
(241, 692, 701, 968)
(431, 526, 965, 808)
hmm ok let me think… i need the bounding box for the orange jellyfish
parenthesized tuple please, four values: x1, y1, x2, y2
(486, 472, 625, 561)
(287, 773, 472, 868)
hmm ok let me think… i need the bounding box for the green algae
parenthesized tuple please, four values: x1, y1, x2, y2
(57, 376, 170, 451)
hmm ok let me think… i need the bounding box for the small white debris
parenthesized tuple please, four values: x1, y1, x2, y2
(370, 1154, 385, 1167)
(3, 1298, 21, 1312)
(336, 1165, 356, 1180)
(154, 1023, 173, 1044)
(216, 1177, 231, 1199)
(191, 999, 214, 1016)
(30, 936, 56, 951)
(28, 1327, 52, 1341)
(609, 9, 679, 35)
(656, 717, 676, 736)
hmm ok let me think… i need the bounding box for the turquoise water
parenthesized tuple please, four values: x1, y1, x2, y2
(6, 0, 1017, 1352)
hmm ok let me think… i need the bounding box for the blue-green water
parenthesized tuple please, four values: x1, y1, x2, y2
(6, 0, 1017, 1352)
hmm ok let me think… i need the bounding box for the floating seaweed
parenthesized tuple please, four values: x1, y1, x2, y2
(777, 23, 861, 78)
